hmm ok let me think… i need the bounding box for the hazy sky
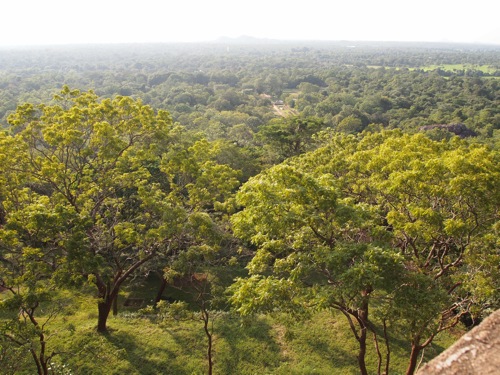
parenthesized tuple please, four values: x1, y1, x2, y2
(1, 0, 499, 46)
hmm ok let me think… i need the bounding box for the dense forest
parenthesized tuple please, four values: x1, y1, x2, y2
(0, 41, 499, 375)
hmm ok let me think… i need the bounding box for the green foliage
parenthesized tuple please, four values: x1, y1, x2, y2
(0, 87, 243, 340)
(337, 115, 365, 134)
(230, 130, 499, 373)
(1, 43, 499, 373)
(1, 44, 498, 143)
(257, 116, 324, 163)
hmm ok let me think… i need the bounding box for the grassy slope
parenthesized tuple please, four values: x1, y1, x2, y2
(1, 284, 459, 375)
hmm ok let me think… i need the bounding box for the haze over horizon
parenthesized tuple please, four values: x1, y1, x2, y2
(1, 0, 499, 46)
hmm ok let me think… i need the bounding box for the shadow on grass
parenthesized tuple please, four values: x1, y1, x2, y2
(281, 315, 359, 374)
(214, 314, 283, 375)
(298, 332, 355, 369)
(101, 329, 188, 375)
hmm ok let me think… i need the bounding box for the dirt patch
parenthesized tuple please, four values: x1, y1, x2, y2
(273, 324, 291, 360)
(273, 104, 298, 117)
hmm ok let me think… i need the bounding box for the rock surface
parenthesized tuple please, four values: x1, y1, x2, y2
(417, 309, 500, 375)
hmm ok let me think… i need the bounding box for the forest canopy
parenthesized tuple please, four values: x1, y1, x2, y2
(1, 42, 499, 375)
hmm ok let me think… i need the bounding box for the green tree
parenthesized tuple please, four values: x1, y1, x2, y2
(229, 164, 403, 375)
(257, 116, 323, 164)
(0, 131, 69, 374)
(3, 87, 178, 332)
(230, 130, 499, 374)
(357, 134, 499, 374)
(336, 114, 365, 134)
(146, 137, 241, 375)
(297, 130, 500, 374)
(144, 135, 243, 309)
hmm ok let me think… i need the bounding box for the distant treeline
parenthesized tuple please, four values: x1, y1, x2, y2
(0, 43, 499, 141)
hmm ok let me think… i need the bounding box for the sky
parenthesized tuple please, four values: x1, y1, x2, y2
(0, 0, 499, 46)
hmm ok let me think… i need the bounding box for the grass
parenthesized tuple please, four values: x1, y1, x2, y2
(1, 278, 460, 375)
(416, 64, 497, 74)
(366, 64, 499, 75)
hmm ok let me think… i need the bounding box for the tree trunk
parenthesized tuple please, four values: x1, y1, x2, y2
(154, 276, 168, 306)
(97, 287, 119, 332)
(202, 308, 213, 375)
(339, 304, 369, 375)
(406, 342, 421, 375)
(112, 293, 118, 316)
(97, 297, 113, 332)
(29, 348, 43, 375)
(94, 252, 157, 332)
(39, 331, 49, 375)
(358, 323, 368, 375)
(357, 292, 370, 375)
(372, 329, 382, 375)
(383, 319, 391, 375)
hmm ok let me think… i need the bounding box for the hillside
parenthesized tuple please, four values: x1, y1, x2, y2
(1, 43, 499, 375)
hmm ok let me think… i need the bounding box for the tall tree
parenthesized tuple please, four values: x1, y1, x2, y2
(0, 129, 69, 374)
(3, 87, 178, 332)
(347, 133, 500, 374)
(229, 164, 402, 375)
(295, 130, 500, 374)
(230, 130, 500, 374)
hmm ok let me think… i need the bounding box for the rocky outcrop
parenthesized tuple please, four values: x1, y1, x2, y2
(417, 309, 500, 375)
(420, 123, 477, 138)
